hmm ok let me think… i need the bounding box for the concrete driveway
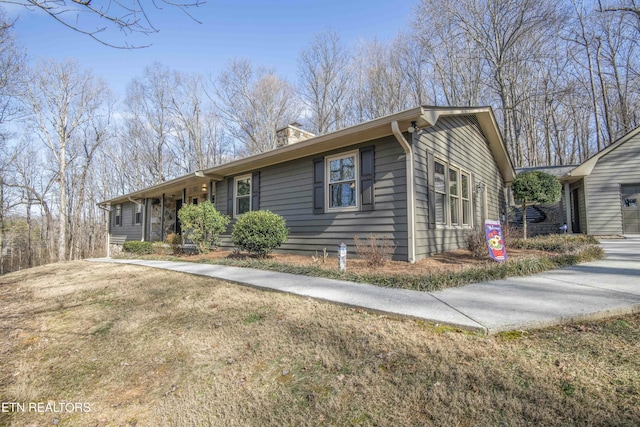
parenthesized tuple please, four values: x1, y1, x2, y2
(426, 238, 640, 333)
(89, 237, 640, 334)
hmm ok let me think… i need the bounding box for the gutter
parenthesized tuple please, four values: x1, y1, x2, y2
(391, 121, 416, 264)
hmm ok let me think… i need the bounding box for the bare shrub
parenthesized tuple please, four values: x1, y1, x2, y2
(353, 234, 396, 267)
(165, 233, 183, 255)
(503, 223, 522, 240)
(466, 228, 487, 259)
(312, 248, 329, 266)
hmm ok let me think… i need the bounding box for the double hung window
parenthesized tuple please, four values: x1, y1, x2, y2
(134, 204, 143, 225)
(434, 161, 447, 224)
(234, 175, 251, 216)
(433, 159, 472, 227)
(326, 151, 358, 211)
(115, 204, 122, 226)
(461, 173, 471, 226)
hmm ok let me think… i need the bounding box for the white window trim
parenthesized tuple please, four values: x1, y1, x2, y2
(115, 204, 122, 226)
(434, 158, 447, 225)
(325, 150, 359, 213)
(449, 165, 460, 226)
(461, 170, 472, 227)
(134, 203, 143, 225)
(434, 158, 473, 228)
(234, 174, 252, 217)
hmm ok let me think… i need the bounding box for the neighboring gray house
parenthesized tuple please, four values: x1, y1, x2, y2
(100, 106, 516, 262)
(561, 127, 640, 235)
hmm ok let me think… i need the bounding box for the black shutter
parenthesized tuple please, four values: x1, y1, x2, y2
(227, 177, 234, 217)
(313, 157, 325, 214)
(427, 150, 436, 229)
(360, 146, 375, 211)
(251, 171, 260, 211)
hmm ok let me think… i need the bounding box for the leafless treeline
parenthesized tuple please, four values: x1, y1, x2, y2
(0, 0, 639, 271)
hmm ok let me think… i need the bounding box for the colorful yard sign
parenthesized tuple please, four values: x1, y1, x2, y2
(485, 220, 508, 262)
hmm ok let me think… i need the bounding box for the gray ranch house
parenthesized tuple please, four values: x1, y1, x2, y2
(100, 106, 516, 262)
(561, 126, 640, 236)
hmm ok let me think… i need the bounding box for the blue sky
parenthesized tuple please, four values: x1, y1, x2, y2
(5, 0, 413, 98)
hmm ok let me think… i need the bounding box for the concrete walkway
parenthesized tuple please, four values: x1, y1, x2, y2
(88, 238, 640, 334)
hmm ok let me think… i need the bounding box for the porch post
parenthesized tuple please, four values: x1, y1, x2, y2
(161, 194, 165, 242)
(106, 206, 111, 258)
(564, 182, 573, 234)
(141, 198, 147, 241)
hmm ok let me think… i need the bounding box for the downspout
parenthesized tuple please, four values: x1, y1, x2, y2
(391, 121, 416, 263)
(161, 194, 165, 242)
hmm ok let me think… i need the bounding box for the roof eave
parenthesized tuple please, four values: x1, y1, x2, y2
(561, 126, 640, 183)
(99, 106, 517, 204)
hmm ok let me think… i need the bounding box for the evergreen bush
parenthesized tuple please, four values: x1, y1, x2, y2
(122, 241, 154, 255)
(231, 210, 288, 257)
(177, 201, 230, 254)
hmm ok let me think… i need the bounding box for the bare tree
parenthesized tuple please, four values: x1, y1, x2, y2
(593, 8, 640, 139)
(350, 39, 412, 122)
(412, 2, 484, 106)
(598, 0, 640, 24)
(297, 30, 352, 135)
(0, 14, 25, 137)
(6, 139, 57, 265)
(413, 0, 565, 167)
(168, 71, 230, 173)
(123, 62, 175, 184)
(22, 58, 111, 261)
(566, 0, 606, 152)
(3, 0, 204, 48)
(0, 13, 25, 271)
(393, 34, 431, 107)
(213, 58, 300, 155)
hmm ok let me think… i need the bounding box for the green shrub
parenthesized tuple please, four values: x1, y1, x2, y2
(511, 171, 561, 239)
(178, 201, 230, 254)
(231, 210, 288, 257)
(122, 241, 154, 255)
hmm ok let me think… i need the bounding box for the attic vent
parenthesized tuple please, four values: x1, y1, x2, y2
(465, 115, 487, 140)
(276, 123, 315, 147)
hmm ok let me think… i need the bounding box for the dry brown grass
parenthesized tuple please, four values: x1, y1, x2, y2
(1, 261, 638, 426)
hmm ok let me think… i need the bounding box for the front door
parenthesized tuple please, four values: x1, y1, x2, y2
(571, 189, 581, 233)
(621, 184, 640, 234)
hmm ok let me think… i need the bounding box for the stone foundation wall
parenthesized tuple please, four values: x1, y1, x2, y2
(164, 197, 177, 237)
(511, 202, 568, 237)
(109, 243, 123, 257)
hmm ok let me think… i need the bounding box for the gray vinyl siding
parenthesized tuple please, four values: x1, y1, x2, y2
(216, 135, 408, 260)
(413, 115, 506, 258)
(109, 201, 143, 243)
(584, 134, 640, 235)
